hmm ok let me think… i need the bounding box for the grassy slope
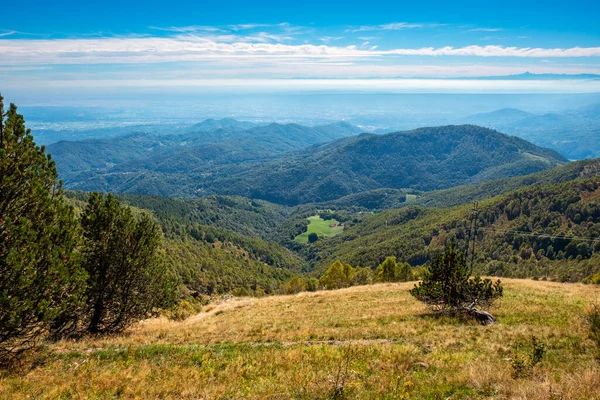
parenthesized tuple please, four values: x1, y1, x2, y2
(2, 280, 599, 399)
(295, 215, 344, 243)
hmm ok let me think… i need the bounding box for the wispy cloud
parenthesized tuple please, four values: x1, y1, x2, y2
(320, 36, 344, 43)
(228, 22, 289, 31)
(1, 36, 598, 67)
(347, 22, 441, 33)
(149, 25, 225, 33)
(468, 27, 504, 32)
(0, 30, 17, 37)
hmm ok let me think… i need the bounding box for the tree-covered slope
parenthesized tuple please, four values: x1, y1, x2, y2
(65, 191, 305, 295)
(51, 121, 362, 194)
(308, 158, 600, 212)
(312, 175, 600, 282)
(201, 125, 566, 205)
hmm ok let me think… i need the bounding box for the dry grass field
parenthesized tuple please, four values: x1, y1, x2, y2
(1, 279, 599, 399)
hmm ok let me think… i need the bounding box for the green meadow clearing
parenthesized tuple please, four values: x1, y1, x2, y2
(405, 194, 418, 202)
(295, 215, 345, 243)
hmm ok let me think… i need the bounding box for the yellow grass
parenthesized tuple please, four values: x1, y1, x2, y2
(1, 279, 599, 399)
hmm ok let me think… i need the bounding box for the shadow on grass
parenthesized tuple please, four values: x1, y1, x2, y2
(415, 311, 485, 326)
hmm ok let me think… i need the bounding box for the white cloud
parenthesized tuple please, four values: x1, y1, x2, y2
(1, 36, 599, 66)
(320, 36, 344, 43)
(468, 28, 504, 32)
(148, 25, 225, 33)
(347, 22, 437, 32)
(7, 78, 600, 94)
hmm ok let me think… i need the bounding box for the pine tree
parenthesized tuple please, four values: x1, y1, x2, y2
(410, 245, 502, 324)
(0, 96, 86, 362)
(81, 193, 176, 333)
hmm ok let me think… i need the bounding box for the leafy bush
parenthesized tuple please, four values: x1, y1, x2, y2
(306, 278, 320, 292)
(410, 245, 503, 324)
(374, 257, 414, 282)
(165, 300, 198, 321)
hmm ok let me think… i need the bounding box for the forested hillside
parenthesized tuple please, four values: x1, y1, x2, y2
(201, 125, 566, 205)
(65, 191, 305, 295)
(312, 175, 600, 282)
(304, 157, 600, 212)
(51, 121, 362, 195)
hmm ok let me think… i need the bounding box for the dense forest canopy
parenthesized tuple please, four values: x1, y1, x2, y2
(49, 124, 565, 204)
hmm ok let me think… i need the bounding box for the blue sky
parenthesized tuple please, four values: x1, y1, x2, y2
(1, 0, 599, 99)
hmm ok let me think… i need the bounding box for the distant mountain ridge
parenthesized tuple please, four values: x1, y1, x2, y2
(188, 118, 259, 132)
(462, 103, 600, 159)
(49, 123, 566, 204)
(196, 125, 566, 205)
(49, 120, 363, 195)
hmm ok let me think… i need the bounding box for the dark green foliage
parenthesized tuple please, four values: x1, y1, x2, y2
(163, 238, 295, 296)
(279, 276, 308, 294)
(375, 257, 398, 282)
(0, 96, 86, 361)
(373, 257, 414, 282)
(52, 125, 564, 205)
(50, 122, 361, 196)
(319, 260, 374, 290)
(198, 125, 566, 205)
(64, 191, 306, 295)
(113, 193, 294, 239)
(308, 232, 319, 243)
(397, 262, 415, 282)
(511, 336, 547, 378)
(410, 245, 502, 320)
(81, 193, 177, 333)
(352, 267, 373, 286)
(320, 188, 411, 211)
(412, 158, 600, 209)
(314, 175, 600, 282)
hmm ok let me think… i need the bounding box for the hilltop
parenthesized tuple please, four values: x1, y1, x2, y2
(200, 125, 566, 205)
(462, 103, 600, 159)
(1, 280, 598, 399)
(49, 121, 362, 195)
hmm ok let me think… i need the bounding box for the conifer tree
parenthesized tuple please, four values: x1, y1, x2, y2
(81, 193, 176, 333)
(410, 244, 502, 324)
(0, 96, 86, 361)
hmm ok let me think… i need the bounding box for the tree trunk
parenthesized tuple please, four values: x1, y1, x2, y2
(463, 307, 495, 325)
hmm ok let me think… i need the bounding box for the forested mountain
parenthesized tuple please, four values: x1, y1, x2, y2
(50, 121, 362, 195)
(199, 125, 566, 205)
(311, 174, 600, 282)
(64, 191, 304, 295)
(463, 103, 600, 159)
(188, 118, 258, 132)
(412, 158, 600, 209)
